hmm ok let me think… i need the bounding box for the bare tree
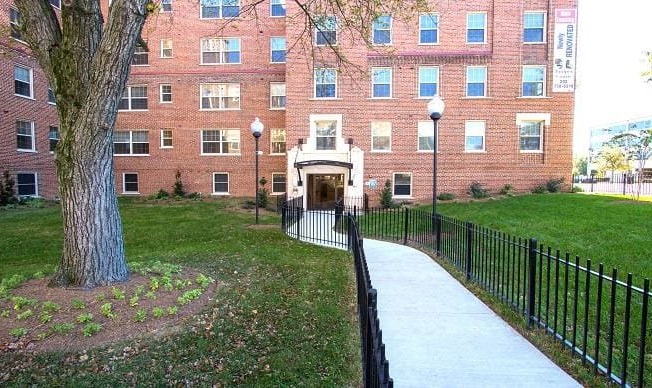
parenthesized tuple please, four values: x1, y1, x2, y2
(11, 0, 422, 289)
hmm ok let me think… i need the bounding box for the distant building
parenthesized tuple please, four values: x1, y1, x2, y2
(587, 116, 652, 174)
(1, 0, 577, 208)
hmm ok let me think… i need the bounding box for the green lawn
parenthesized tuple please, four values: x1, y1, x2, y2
(0, 198, 361, 386)
(433, 193, 652, 283)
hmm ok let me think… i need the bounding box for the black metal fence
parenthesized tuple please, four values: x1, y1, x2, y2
(573, 173, 652, 196)
(280, 204, 393, 387)
(352, 207, 651, 388)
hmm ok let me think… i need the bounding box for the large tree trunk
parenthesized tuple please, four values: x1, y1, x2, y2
(15, 0, 149, 288)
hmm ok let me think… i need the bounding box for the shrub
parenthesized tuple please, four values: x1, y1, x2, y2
(571, 185, 584, 193)
(499, 184, 516, 196)
(468, 182, 490, 199)
(545, 177, 564, 193)
(532, 185, 547, 194)
(437, 192, 456, 201)
(379, 180, 395, 209)
(155, 189, 170, 199)
(0, 171, 17, 206)
(173, 170, 186, 198)
(257, 177, 269, 209)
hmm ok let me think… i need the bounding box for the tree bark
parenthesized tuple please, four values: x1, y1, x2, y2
(15, 0, 149, 288)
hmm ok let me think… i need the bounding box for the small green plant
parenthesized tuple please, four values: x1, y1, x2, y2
(437, 192, 456, 201)
(128, 296, 139, 307)
(167, 306, 178, 316)
(152, 307, 165, 318)
(111, 287, 125, 300)
(71, 298, 86, 310)
(161, 275, 173, 291)
(1, 274, 25, 292)
(379, 179, 395, 209)
(532, 185, 547, 194)
(155, 189, 170, 199)
(174, 278, 191, 290)
(177, 289, 203, 306)
(145, 290, 157, 300)
(100, 303, 116, 319)
(81, 322, 102, 337)
(52, 322, 75, 334)
(134, 309, 147, 322)
(499, 184, 516, 196)
(36, 332, 51, 341)
(10, 327, 28, 338)
(39, 311, 53, 324)
(196, 273, 214, 289)
(0, 309, 10, 318)
(96, 292, 107, 302)
(16, 309, 33, 320)
(468, 182, 490, 199)
(134, 285, 145, 296)
(41, 301, 61, 313)
(11, 296, 38, 310)
(173, 170, 187, 198)
(545, 177, 564, 193)
(149, 277, 160, 291)
(76, 312, 93, 323)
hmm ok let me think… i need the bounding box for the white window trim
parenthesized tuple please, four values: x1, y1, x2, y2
(160, 39, 173, 58)
(516, 113, 550, 153)
(270, 128, 286, 155)
(313, 68, 338, 99)
(160, 129, 173, 149)
(200, 129, 241, 156)
(523, 11, 547, 44)
(119, 85, 148, 111)
(418, 13, 440, 45)
(199, 83, 241, 111)
(271, 172, 287, 194)
(466, 66, 487, 97)
(199, 0, 240, 19)
(417, 66, 440, 99)
(372, 15, 392, 46)
(199, 37, 241, 65)
(371, 121, 392, 152)
(464, 120, 486, 152)
(122, 173, 140, 194)
(371, 67, 392, 99)
(314, 15, 338, 46)
(16, 120, 36, 152)
(466, 12, 487, 44)
(16, 172, 38, 197)
(48, 125, 59, 153)
(269, 0, 286, 17)
(113, 130, 150, 156)
(417, 120, 438, 152)
(159, 84, 172, 103)
(270, 82, 286, 110)
(521, 65, 546, 98)
(14, 65, 34, 99)
(308, 114, 343, 152)
(212, 172, 230, 195)
(392, 172, 413, 198)
(9, 8, 27, 44)
(270, 36, 286, 63)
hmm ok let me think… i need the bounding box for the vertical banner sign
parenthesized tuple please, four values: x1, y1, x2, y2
(553, 9, 577, 92)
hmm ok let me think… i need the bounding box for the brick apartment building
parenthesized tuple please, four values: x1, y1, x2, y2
(1, 0, 577, 209)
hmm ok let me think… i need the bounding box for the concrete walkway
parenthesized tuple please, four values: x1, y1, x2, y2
(363, 239, 581, 388)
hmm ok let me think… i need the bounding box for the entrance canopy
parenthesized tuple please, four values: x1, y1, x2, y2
(294, 160, 353, 169)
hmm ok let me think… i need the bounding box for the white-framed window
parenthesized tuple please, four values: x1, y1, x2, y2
(201, 129, 240, 155)
(160, 84, 172, 103)
(467, 12, 487, 43)
(201, 38, 241, 64)
(270, 82, 286, 109)
(50, 0, 61, 8)
(160, 129, 173, 148)
(523, 12, 546, 43)
(160, 39, 173, 58)
(314, 120, 337, 150)
(270, 0, 285, 17)
(314, 68, 337, 98)
(122, 173, 139, 194)
(132, 43, 149, 65)
(119, 85, 148, 110)
(417, 121, 435, 151)
(315, 15, 337, 46)
(466, 66, 487, 97)
(200, 0, 239, 19)
(16, 120, 35, 152)
(393, 172, 412, 197)
(161, 0, 172, 12)
(371, 121, 391, 152)
(213, 173, 229, 194)
(271, 173, 286, 193)
(418, 66, 439, 98)
(9, 8, 23, 41)
(14, 65, 33, 98)
(522, 66, 545, 97)
(200, 83, 240, 110)
(372, 67, 392, 98)
(270, 128, 286, 154)
(270, 37, 286, 63)
(519, 121, 544, 152)
(372, 15, 392, 45)
(47, 88, 56, 104)
(419, 13, 439, 44)
(16, 173, 38, 197)
(114, 130, 149, 155)
(49, 126, 59, 152)
(465, 121, 485, 152)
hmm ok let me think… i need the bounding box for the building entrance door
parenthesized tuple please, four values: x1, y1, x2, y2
(307, 174, 344, 210)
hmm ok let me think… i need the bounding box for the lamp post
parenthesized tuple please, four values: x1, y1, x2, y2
(427, 96, 445, 251)
(251, 117, 264, 224)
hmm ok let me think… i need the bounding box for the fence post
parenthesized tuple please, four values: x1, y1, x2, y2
(295, 207, 301, 238)
(465, 222, 473, 280)
(281, 205, 286, 230)
(403, 208, 409, 245)
(527, 238, 538, 328)
(622, 172, 627, 195)
(590, 174, 595, 192)
(435, 214, 442, 255)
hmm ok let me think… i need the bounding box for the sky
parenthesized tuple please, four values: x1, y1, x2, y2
(573, 0, 652, 155)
